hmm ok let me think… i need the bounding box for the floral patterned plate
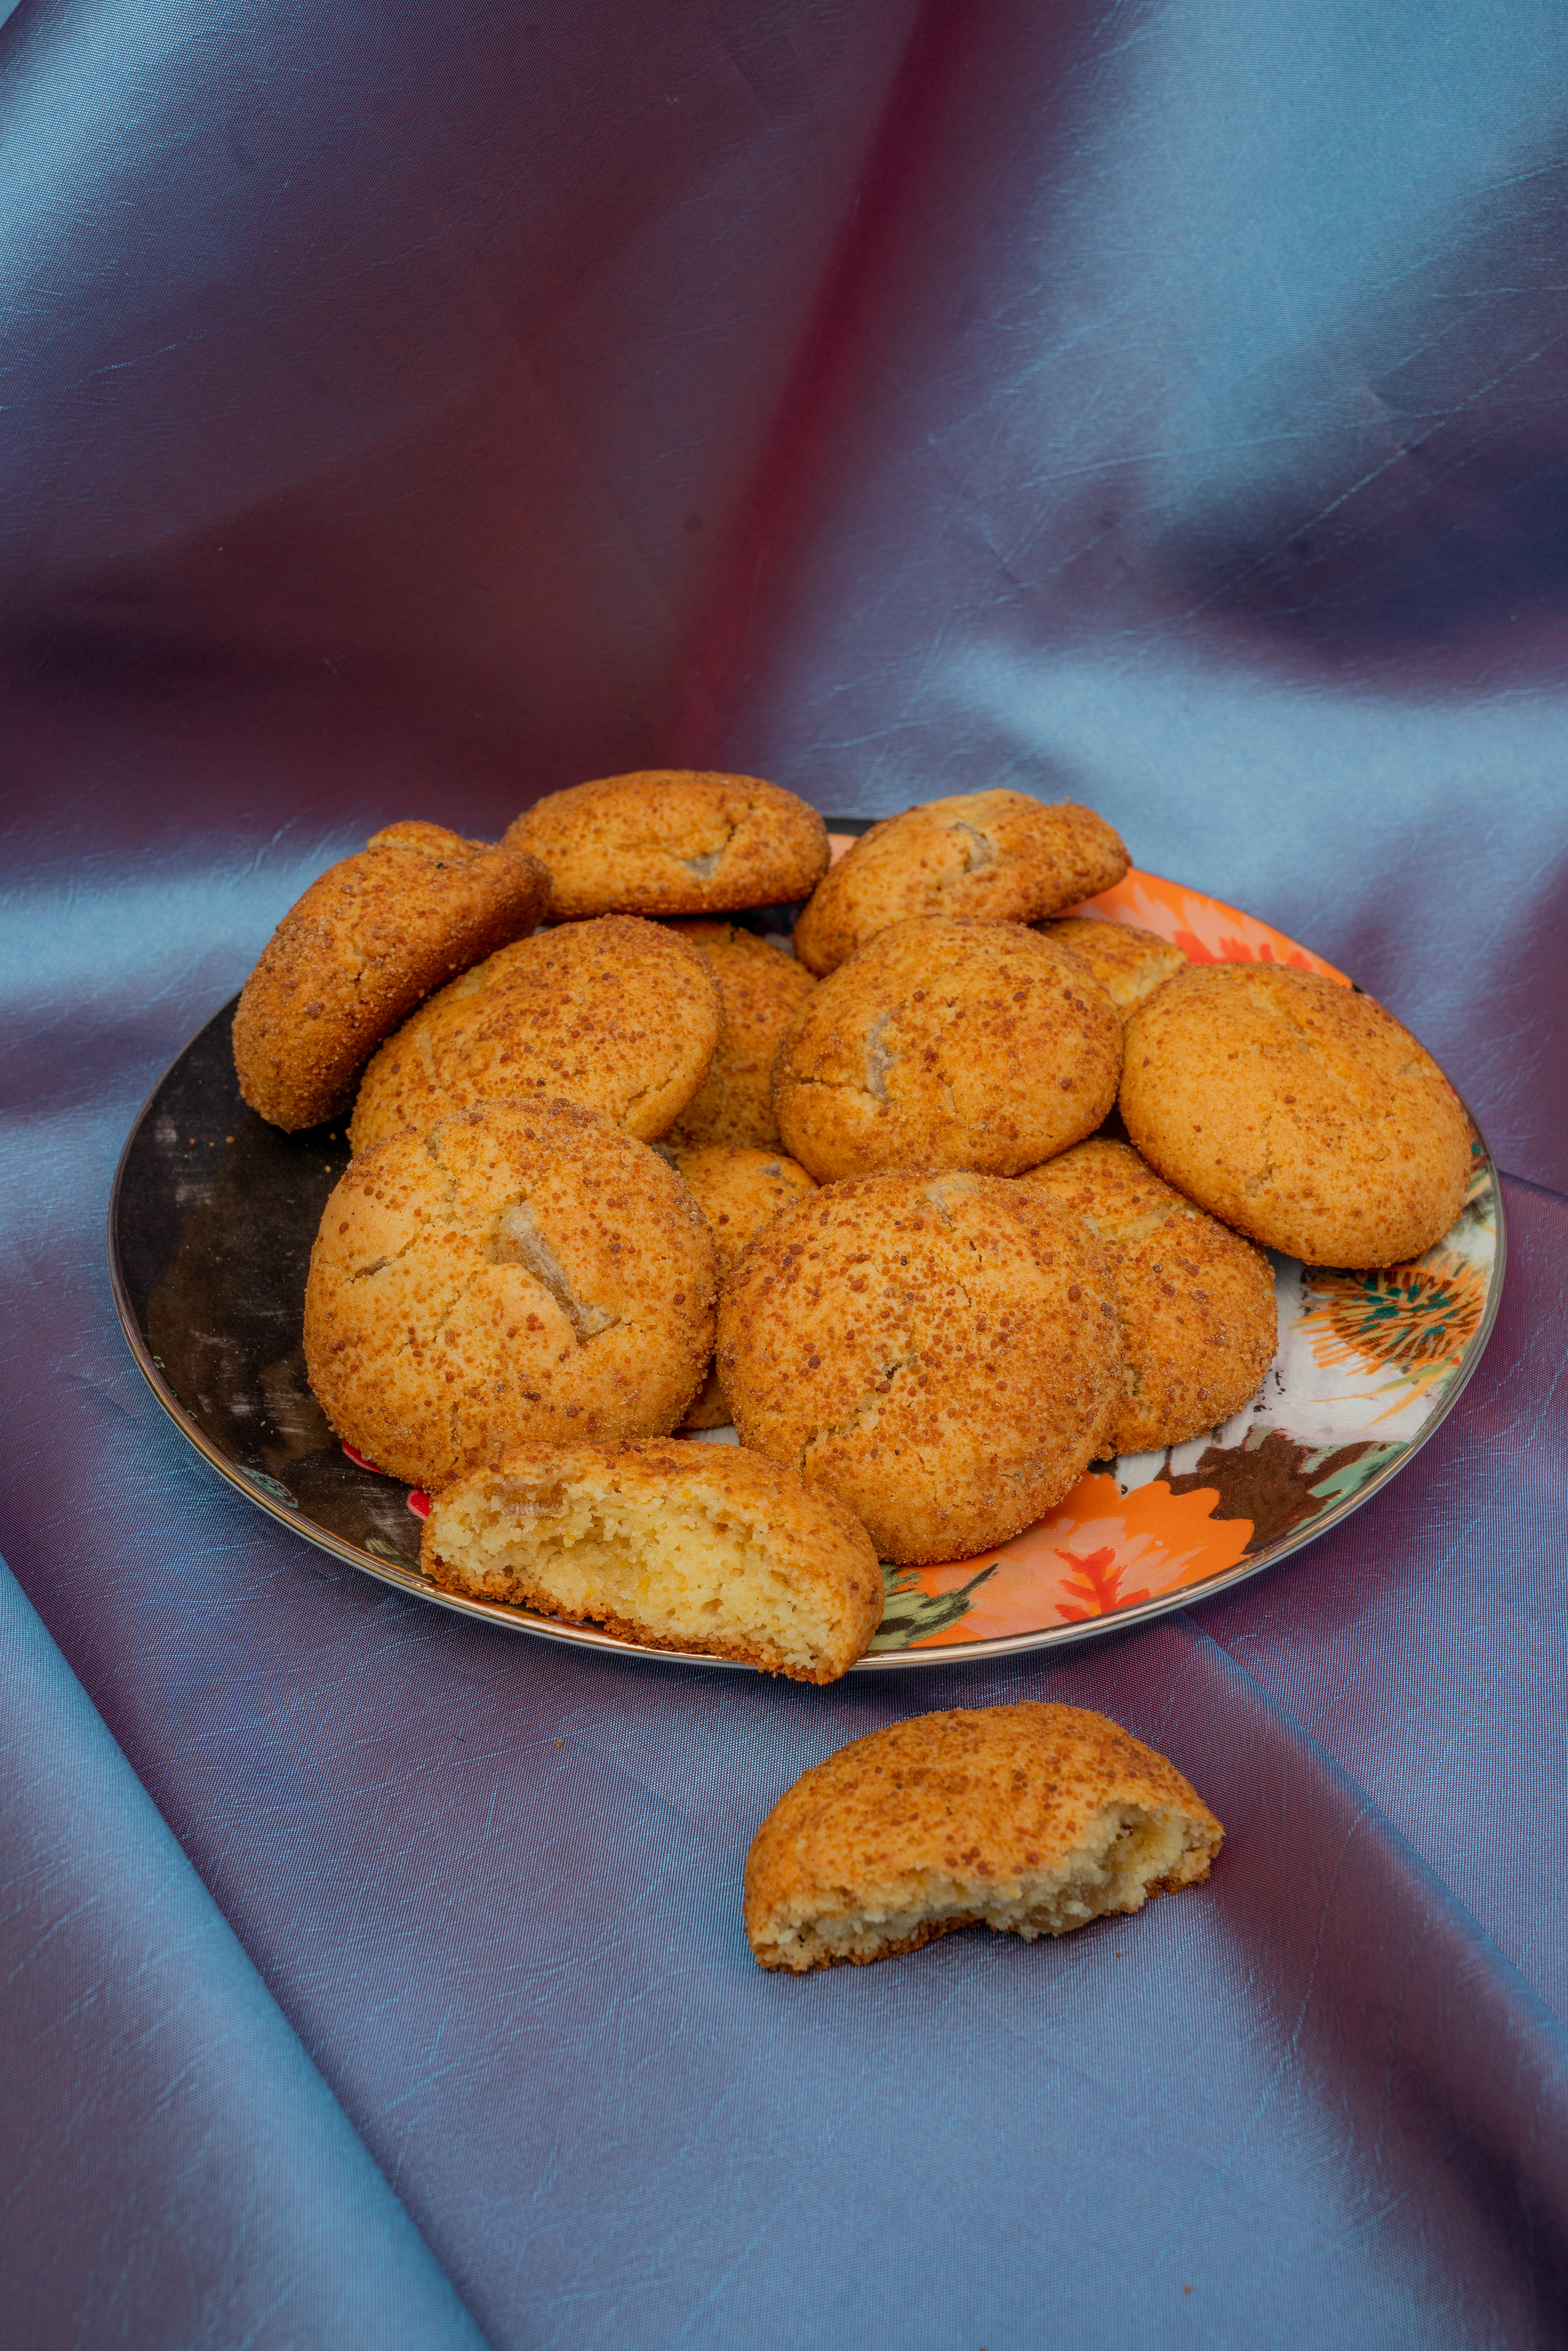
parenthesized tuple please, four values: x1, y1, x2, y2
(109, 832, 1504, 1670)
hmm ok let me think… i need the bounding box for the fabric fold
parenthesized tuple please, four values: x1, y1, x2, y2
(0, 1554, 489, 2351)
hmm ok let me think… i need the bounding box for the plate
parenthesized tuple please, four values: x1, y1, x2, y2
(109, 834, 1505, 1670)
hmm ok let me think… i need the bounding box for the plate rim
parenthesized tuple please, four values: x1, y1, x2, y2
(107, 874, 1509, 1674)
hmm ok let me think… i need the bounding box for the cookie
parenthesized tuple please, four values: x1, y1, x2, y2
(1040, 917, 1186, 1018)
(233, 821, 551, 1130)
(1119, 964, 1471, 1267)
(717, 1170, 1123, 1562)
(744, 1703, 1224, 1971)
(669, 1145, 818, 1427)
(792, 791, 1129, 975)
(422, 1437, 882, 1683)
(348, 915, 722, 1155)
(659, 922, 818, 1150)
(303, 1100, 716, 1489)
(505, 771, 829, 917)
(772, 918, 1122, 1182)
(1017, 1138, 1277, 1453)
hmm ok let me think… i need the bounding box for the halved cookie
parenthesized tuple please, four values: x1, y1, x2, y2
(745, 1703, 1223, 1970)
(421, 1437, 883, 1682)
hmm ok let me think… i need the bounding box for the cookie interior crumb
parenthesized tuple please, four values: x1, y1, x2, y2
(425, 1463, 876, 1681)
(751, 1801, 1208, 1970)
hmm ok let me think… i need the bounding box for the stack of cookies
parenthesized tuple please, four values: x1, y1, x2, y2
(235, 771, 1470, 1684)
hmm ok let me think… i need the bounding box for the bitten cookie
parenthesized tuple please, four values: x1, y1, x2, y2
(1119, 964, 1471, 1267)
(745, 1703, 1224, 1970)
(792, 791, 1129, 975)
(773, 918, 1121, 1182)
(1017, 1138, 1277, 1454)
(304, 1101, 715, 1488)
(1040, 917, 1186, 1018)
(422, 1438, 882, 1682)
(670, 1145, 818, 1427)
(233, 822, 551, 1130)
(718, 1171, 1123, 1562)
(349, 915, 722, 1154)
(661, 922, 818, 1150)
(506, 771, 829, 917)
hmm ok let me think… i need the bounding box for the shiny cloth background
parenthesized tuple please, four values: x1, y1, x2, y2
(2, 0, 1566, 2343)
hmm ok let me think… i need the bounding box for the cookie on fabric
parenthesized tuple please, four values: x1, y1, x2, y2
(1040, 917, 1186, 1019)
(348, 915, 721, 1154)
(1119, 964, 1470, 1267)
(717, 1170, 1123, 1562)
(773, 918, 1121, 1182)
(505, 771, 829, 918)
(744, 1703, 1224, 1971)
(791, 791, 1129, 975)
(660, 921, 818, 1151)
(1017, 1138, 1277, 1454)
(233, 822, 551, 1131)
(669, 1145, 818, 1427)
(304, 1101, 715, 1489)
(422, 1437, 882, 1682)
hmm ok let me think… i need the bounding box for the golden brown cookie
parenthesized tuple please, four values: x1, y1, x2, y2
(772, 918, 1121, 1182)
(422, 1437, 882, 1683)
(669, 1145, 818, 1427)
(348, 915, 722, 1154)
(717, 1170, 1123, 1562)
(1017, 1139, 1277, 1453)
(303, 1101, 716, 1489)
(233, 822, 551, 1131)
(792, 791, 1129, 975)
(660, 921, 817, 1150)
(505, 771, 829, 917)
(744, 1703, 1223, 1970)
(1040, 917, 1186, 1018)
(1119, 964, 1471, 1267)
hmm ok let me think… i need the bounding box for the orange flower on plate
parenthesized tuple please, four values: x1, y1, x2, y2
(893, 1473, 1254, 1647)
(1059, 868, 1349, 987)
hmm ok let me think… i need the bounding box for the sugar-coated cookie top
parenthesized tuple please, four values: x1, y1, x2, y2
(773, 917, 1121, 1181)
(1120, 963, 1470, 1268)
(792, 791, 1128, 974)
(718, 1169, 1123, 1562)
(507, 771, 829, 918)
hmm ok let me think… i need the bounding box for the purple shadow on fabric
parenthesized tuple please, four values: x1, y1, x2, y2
(0, 1558, 488, 2351)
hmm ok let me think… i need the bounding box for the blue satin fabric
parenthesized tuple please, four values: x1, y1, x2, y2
(2, 0, 1567, 2342)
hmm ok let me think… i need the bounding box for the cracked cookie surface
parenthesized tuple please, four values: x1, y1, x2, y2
(304, 1100, 716, 1488)
(1017, 1138, 1277, 1454)
(233, 821, 551, 1131)
(349, 914, 722, 1153)
(792, 790, 1128, 975)
(1119, 964, 1471, 1267)
(660, 921, 818, 1150)
(717, 1170, 1123, 1562)
(773, 917, 1121, 1181)
(505, 770, 828, 918)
